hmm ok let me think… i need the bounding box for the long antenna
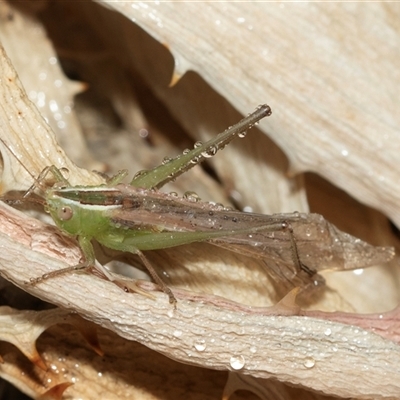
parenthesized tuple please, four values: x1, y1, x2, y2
(0, 137, 38, 182)
(0, 137, 47, 202)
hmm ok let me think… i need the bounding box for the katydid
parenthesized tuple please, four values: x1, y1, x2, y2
(1, 104, 394, 304)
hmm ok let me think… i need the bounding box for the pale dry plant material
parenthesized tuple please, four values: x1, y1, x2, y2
(0, 2, 399, 400)
(101, 1, 400, 228)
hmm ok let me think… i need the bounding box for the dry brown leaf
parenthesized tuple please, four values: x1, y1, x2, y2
(0, 2, 399, 400)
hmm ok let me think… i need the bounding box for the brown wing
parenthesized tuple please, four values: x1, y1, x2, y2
(109, 185, 394, 291)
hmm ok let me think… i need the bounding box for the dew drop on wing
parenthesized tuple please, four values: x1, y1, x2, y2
(183, 191, 201, 202)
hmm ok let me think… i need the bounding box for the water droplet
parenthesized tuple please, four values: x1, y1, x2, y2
(182, 148, 190, 155)
(189, 156, 200, 164)
(238, 130, 247, 138)
(249, 346, 257, 354)
(194, 141, 203, 149)
(353, 268, 364, 276)
(201, 145, 217, 158)
(303, 357, 315, 369)
(162, 270, 171, 278)
(214, 203, 225, 210)
(167, 309, 174, 318)
(324, 328, 332, 336)
(138, 128, 149, 138)
(194, 339, 206, 352)
(230, 355, 245, 370)
(169, 191, 178, 197)
(162, 156, 172, 165)
(184, 191, 200, 202)
(133, 169, 148, 179)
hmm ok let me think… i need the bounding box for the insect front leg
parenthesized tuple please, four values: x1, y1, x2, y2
(24, 165, 71, 199)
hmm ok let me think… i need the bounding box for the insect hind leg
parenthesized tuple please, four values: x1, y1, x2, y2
(281, 221, 316, 277)
(135, 249, 177, 307)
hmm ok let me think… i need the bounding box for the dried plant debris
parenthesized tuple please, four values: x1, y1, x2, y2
(0, 1, 399, 400)
(0, 307, 102, 370)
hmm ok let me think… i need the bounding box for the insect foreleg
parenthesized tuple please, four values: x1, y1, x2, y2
(24, 165, 71, 199)
(27, 235, 94, 285)
(28, 262, 89, 285)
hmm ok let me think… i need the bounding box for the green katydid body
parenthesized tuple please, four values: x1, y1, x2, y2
(45, 182, 394, 297)
(45, 185, 279, 253)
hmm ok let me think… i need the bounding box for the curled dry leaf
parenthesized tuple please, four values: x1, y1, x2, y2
(37, 383, 74, 400)
(0, 306, 101, 370)
(0, 1, 98, 170)
(0, 2, 399, 400)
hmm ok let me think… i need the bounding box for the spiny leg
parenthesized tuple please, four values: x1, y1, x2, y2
(130, 104, 272, 190)
(28, 262, 90, 285)
(281, 221, 316, 277)
(135, 249, 177, 307)
(27, 235, 94, 286)
(24, 165, 71, 199)
(236, 219, 315, 278)
(27, 257, 158, 302)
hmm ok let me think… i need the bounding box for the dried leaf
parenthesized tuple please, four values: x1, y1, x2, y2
(0, 2, 399, 400)
(0, 306, 101, 370)
(0, 2, 97, 169)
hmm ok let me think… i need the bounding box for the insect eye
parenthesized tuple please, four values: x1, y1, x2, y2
(57, 206, 73, 221)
